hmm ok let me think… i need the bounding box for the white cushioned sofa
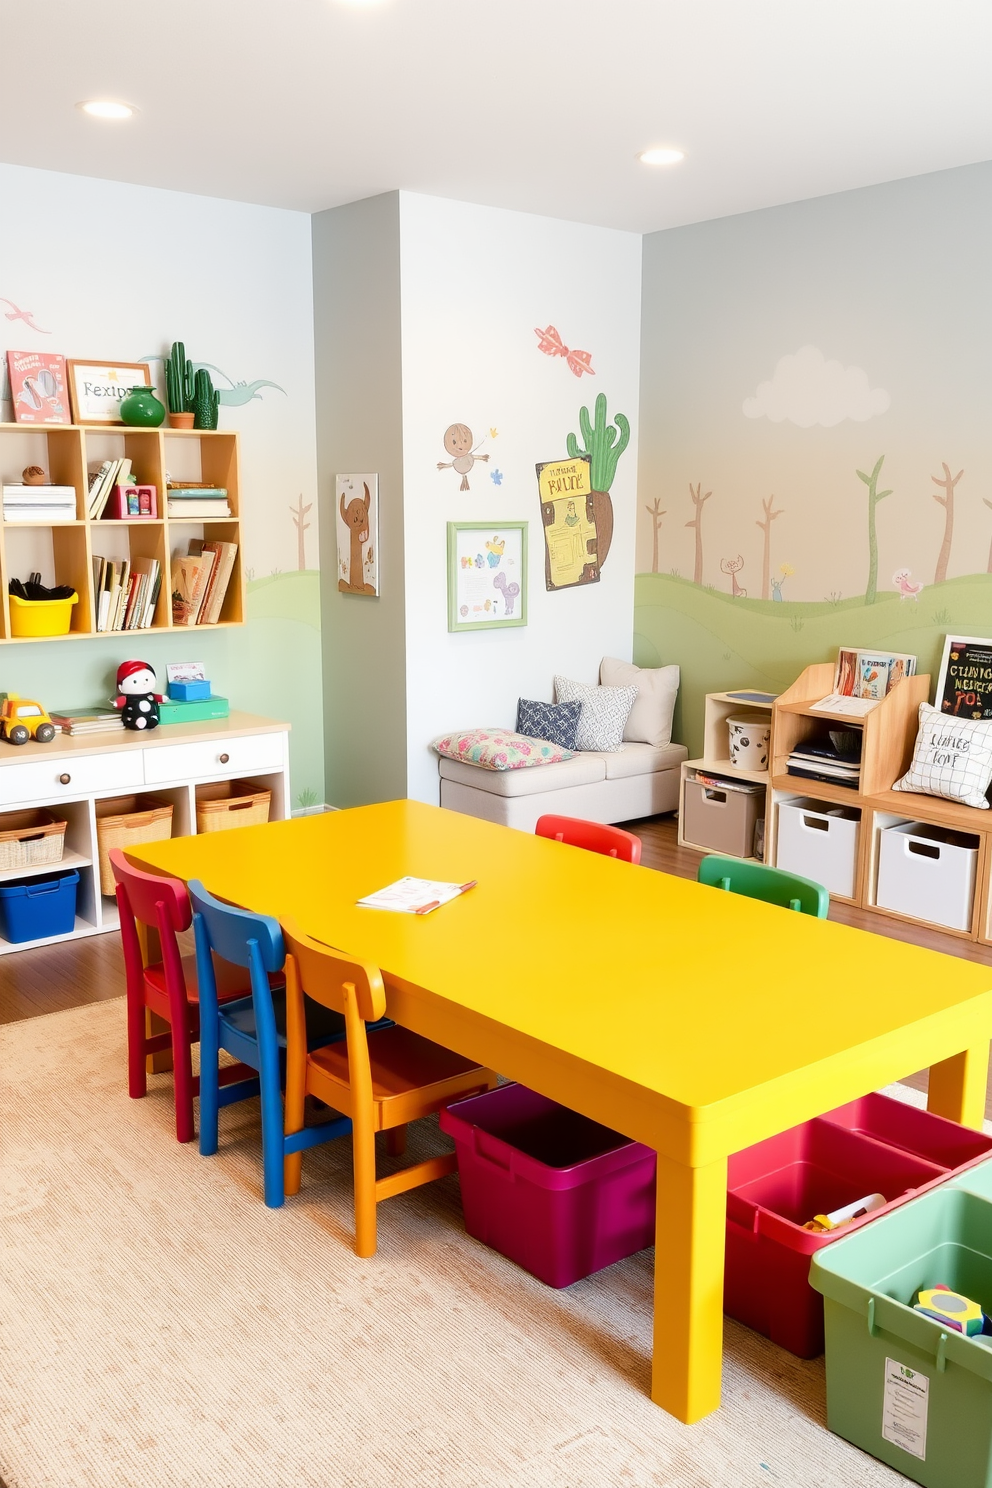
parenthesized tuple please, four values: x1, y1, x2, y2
(435, 657, 688, 831)
(438, 739, 687, 830)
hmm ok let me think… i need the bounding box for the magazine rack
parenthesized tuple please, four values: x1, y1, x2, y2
(0, 424, 244, 641)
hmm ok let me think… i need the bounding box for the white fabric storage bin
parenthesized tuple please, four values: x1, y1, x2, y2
(775, 797, 860, 899)
(876, 820, 979, 932)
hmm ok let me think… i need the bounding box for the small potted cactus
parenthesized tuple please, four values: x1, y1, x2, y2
(192, 367, 220, 430)
(165, 341, 195, 429)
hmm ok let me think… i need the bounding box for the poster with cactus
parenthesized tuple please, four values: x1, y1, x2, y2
(536, 455, 599, 590)
(564, 393, 629, 570)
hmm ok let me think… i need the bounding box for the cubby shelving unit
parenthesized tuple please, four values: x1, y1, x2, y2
(0, 423, 245, 641)
(678, 691, 774, 860)
(768, 662, 992, 939)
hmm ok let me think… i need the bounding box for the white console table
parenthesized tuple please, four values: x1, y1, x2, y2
(0, 711, 290, 955)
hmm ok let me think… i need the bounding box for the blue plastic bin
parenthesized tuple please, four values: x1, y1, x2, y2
(0, 868, 79, 943)
(168, 679, 212, 701)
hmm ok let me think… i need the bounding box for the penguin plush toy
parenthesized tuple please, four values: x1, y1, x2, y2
(114, 660, 164, 731)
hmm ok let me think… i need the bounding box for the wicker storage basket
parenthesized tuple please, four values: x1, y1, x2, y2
(95, 795, 173, 896)
(195, 778, 271, 835)
(0, 809, 67, 872)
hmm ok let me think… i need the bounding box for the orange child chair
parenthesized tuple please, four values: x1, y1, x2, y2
(110, 848, 262, 1143)
(281, 917, 498, 1257)
(535, 814, 642, 864)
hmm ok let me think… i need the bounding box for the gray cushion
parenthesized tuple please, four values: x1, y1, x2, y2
(437, 751, 607, 797)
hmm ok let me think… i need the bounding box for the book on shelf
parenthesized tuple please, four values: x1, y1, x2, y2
(834, 647, 917, 699)
(786, 735, 862, 789)
(171, 547, 215, 625)
(6, 350, 70, 425)
(166, 483, 228, 493)
(166, 498, 232, 518)
(692, 769, 765, 795)
(90, 554, 159, 632)
(3, 483, 77, 523)
(190, 538, 237, 623)
(87, 457, 132, 518)
(48, 706, 124, 736)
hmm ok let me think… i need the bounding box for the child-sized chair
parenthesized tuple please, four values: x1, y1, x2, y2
(280, 916, 498, 1257)
(189, 880, 351, 1209)
(110, 848, 260, 1144)
(535, 814, 642, 864)
(697, 854, 828, 917)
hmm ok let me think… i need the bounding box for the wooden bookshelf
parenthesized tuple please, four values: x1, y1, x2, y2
(0, 424, 245, 641)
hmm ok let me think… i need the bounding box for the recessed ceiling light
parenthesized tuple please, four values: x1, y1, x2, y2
(638, 147, 684, 166)
(77, 100, 137, 121)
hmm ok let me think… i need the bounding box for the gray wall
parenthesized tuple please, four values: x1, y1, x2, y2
(312, 192, 407, 805)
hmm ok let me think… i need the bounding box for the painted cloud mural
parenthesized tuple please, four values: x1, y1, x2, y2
(742, 344, 890, 428)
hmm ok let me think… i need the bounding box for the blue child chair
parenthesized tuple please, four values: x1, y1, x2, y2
(189, 878, 352, 1208)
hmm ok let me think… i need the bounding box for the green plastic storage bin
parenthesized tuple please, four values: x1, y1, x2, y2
(810, 1186, 992, 1488)
(948, 1155, 992, 1200)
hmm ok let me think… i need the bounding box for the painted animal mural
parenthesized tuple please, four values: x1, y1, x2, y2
(339, 482, 375, 595)
(437, 424, 489, 491)
(721, 554, 747, 597)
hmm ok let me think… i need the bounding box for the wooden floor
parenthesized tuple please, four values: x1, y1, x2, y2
(4, 811, 992, 1112)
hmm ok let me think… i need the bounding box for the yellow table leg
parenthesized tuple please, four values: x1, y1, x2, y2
(927, 1043, 989, 1130)
(651, 1151, 727, 1423)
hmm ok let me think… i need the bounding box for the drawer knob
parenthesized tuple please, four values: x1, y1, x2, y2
(219, 752, 230, 765)
(59, 773, 71, 785)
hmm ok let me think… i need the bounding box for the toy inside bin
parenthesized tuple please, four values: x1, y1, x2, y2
(8, 591, 78, 638)
(440, 1083, 655, 1288)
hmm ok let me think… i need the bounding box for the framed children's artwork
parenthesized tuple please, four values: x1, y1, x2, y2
(6, 350, 70, 424)
(336, 473, 378, 596)
(66, 360, 150, 425)
(936, 635, 992, 719)
(447, 521, 527, 632)
(535, 455, 600, 590)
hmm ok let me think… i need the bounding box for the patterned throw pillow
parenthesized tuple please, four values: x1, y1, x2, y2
(893, 703, 992, 809)
(432, 728, 573, 771)
(515, 697, 582, 751)
(553, 676, 637, 753)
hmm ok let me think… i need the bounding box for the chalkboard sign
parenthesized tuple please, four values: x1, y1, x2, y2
(936, 635, 992, 719)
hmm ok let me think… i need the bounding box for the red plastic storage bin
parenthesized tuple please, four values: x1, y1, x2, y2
(725, 1095, 992, 1358)
(440, 1083, 656, 1288)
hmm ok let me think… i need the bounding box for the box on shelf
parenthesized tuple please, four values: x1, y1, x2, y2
(103, 484, 157, 519)
(167, 679, 211, 701)
(0, 868, 79, 944)
(440, 1083, 656, 1288)
(158, 695, 229, 725)
(775, 796, 861, 899)
(682, 772, 763, 857)
(195, 778, 270, 833)
(876, 820, 979, 932)
(94, 795, 173, 896)
(0, 809, 67, 872)
(811, 1185, 992, 1488)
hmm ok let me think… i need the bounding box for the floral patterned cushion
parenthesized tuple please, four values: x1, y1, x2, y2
(432, 728, 573, 770)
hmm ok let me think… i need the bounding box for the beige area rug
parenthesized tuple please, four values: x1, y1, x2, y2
(1, 1000, 911, 1488)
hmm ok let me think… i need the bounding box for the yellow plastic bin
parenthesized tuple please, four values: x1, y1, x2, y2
(9, 591, 78, 637)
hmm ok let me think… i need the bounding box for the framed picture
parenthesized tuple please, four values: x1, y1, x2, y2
(67, 360, 150, 425)
(936, 635, 992, 719)
(336, 473, 378, 596)
(447, 520, 527, 632)
(6, 350, 70, 425)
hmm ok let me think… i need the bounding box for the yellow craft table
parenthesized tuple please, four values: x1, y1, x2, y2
(133, 800, 992, 1424)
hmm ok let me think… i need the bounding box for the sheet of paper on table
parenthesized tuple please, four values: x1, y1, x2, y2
(357, 876, 471, 915)
(808, 693, 880, 717)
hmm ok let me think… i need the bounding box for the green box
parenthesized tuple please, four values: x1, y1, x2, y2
(810, 1186, 992, 1487)
(158, 695, 230, 725)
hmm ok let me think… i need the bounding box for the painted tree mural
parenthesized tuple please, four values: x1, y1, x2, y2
(856, 455, 892, 604)
(931, 462, 963, 585)
(755, 493, 783, 600)
(685, 482, 711, 585)
(644, 498, 665, 573)
(290, 494, 312, 571)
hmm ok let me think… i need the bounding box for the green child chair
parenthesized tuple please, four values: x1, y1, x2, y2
(697, 854, 829, 917)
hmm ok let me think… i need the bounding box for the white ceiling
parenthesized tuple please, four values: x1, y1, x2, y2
(3, 0, 992, 233)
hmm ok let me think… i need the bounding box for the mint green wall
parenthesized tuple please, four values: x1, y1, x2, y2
(312, 193, 407, 807)
(635, 162, 992, 757)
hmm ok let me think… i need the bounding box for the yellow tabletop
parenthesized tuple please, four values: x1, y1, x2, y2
(134, 800, 992, 1423)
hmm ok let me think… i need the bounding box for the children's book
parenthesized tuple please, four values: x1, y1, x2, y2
(833, 647, 916, 699)
(7, 350, 69, 424)
(357, 877, 476, 915)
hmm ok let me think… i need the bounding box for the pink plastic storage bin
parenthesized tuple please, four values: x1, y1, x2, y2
(440, 1083, 656, 1288)
(726, 1094, 992, 1358)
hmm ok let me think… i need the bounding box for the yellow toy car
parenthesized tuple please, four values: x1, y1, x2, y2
(0, 694, 57, 745)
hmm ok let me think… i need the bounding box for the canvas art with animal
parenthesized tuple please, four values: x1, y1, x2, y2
(336, 474, 379, 596)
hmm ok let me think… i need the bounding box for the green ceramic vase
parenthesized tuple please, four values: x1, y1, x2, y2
(120, 385, 166, 428)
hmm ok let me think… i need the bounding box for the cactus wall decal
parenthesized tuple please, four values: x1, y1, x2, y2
(564, 393, 630, 567)
(192, 367, 220, 430)
(166, 341, 194, 415)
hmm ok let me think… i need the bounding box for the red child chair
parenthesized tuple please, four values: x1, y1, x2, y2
(110, 848, 262, 1143)
(535, 814, 642, 864)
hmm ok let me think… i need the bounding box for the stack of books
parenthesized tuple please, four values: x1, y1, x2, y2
(166, 482, 232, 519)
(170, 538, 238, 625)
(91, 554, 162, 632)
(48, 706, 124, 737)
(786, 736, 862, 790)
(3, 484, 77, 523)
(87, 458, 133, 518)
